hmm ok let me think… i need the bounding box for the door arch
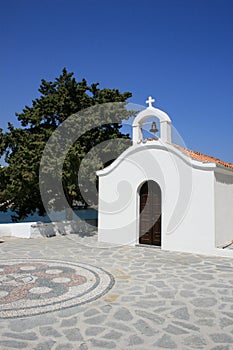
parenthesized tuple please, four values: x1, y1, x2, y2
(139, 180, 161, 246)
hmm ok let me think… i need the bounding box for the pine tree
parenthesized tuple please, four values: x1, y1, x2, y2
(0, 68, 132, 221)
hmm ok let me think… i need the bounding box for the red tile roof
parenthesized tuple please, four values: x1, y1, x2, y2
(174, 144, 233, 170)
(145, 138, 233, 170)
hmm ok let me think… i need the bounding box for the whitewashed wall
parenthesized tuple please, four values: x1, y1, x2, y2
(0, 222, 37, 238)
(0, 220, 96, 239)
(215, 171, 233, 247)
(97, 141, 217, 255)
(164, 168, 215, 254)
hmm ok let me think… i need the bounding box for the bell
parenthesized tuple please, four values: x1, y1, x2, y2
(150, 121, 158, 134)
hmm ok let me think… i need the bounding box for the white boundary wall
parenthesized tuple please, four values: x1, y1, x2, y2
(0, 220, 96, 239)
(0, 222, 37, 238)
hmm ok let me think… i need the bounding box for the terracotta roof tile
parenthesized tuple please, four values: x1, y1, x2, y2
(174, 144, 233, 170)
(145, 138, 233, 170)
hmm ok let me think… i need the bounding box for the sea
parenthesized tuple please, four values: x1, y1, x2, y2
(0, 209, 98, 224)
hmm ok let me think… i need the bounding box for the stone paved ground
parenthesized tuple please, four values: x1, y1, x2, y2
(0, 233, 233, 350)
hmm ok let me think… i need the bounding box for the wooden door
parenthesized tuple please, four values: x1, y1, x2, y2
(139, 181, 161, 246)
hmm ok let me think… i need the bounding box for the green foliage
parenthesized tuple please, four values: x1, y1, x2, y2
(0, 68, 132, 220)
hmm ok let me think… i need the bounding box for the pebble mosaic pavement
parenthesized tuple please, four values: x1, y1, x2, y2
(0, 259, 114, 318)
(0, 233, 233, 349)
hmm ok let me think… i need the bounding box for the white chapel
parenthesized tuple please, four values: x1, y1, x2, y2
(97, 97, 233, 256)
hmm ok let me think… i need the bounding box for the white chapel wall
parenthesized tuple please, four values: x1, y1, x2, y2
(164, 167, 215, 254)
(98, 143, 216, 254)
(98, 144, 180, 246)
(215, 171, 233, 247)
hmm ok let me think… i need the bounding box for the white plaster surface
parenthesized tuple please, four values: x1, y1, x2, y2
(215, 170, 233, 247)
(0, 222, 37, 238)
(0, 220, 95, 239)
(97, 138, 232, 256)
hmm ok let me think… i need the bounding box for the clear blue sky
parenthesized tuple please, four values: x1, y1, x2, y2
(0, 0, 233, 162)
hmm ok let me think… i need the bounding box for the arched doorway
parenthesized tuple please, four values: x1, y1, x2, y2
(139, 180, 161, 246)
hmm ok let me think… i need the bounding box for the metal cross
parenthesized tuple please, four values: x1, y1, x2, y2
(146, 96, 155, 108)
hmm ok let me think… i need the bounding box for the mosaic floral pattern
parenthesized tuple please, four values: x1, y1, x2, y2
(0, 259, 114, 318)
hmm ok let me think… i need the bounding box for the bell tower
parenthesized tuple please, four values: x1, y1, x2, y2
(132, 96, 172, 144)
